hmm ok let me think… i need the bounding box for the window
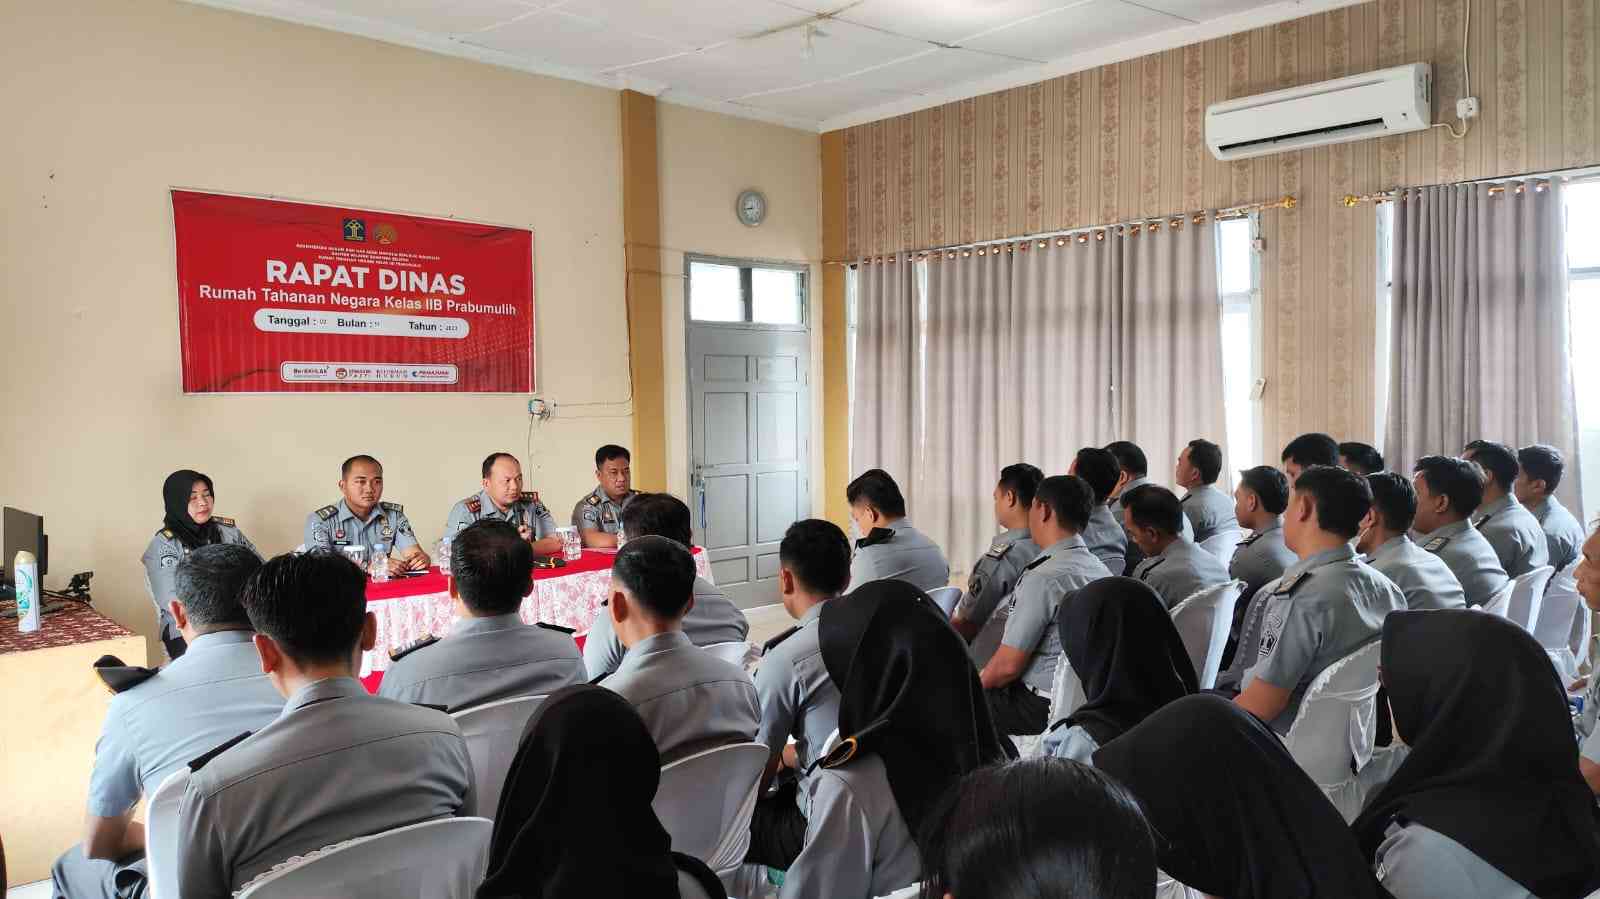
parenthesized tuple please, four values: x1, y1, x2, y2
(688, 256, 808, 325)
(1375, 202, 1396, 453)
(1217, 214, 1263, 483)
(1566, 179, 1600, 518)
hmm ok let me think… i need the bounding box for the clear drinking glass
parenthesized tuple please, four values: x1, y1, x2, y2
(558, 527, 582, 561)
(341, 544, 368, 572)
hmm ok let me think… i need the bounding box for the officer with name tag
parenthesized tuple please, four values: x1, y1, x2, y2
(1235, 466, 1404, 734)
(303, 454, 429, 574)
(1105, 441, 1191, 575)
(444, 452, 562, 556)
(1411, 455, 1511, 607)
(572, 444, 637, 548)
(1125, 485, 1231, 610)
(951, 464, 1044, 657)
(844, 469, 950, 594)
(1176, 439, 1238, 544)
(142, 469, 261, 660)
(1462, 440, 1550, 577)
(1358, 472, 1467, 611)
(1516, 444, 1587, 572)
(1071, 447, 1130, 575)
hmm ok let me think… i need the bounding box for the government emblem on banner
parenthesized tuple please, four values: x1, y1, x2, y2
(342, 218, 367, 241)
(375, 223, 398, 245)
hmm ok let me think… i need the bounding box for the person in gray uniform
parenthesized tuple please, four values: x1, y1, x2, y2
(53, 545, 283, 899)
(1516, 444, 1587, 572)
(746, 519, 852, 870)
(1411, 455, 1511, 607)
(1229, 466, 1296, 603)
(1105, 440, 1192, 575)
(1071, 447, 1129, 575)
(979, 475, 1111, 735)
(142, 469, 260, 660)
(1175, 438, 1238, 544)
(1572, 526, 1600, 795)
(378, 520, 584, 711)
(951, 464, 1044, 656)
(582, 493, 747, 679)
(1280, 432, 1340, 485)
(1358, 472, 1466, 611)
(571, 444, 637, 548)
(302, 454, 429, 574)
(1235, 466, 1403, 734)
(444, 452, 561, 556)
(844, 468, 949, 593)
(1124, 485, 1231, 610)
(597, 536, 759, 764)
(1462, 440, 1549, 577)
(1338, 441, 1385, 476)
(177, 552, 475, 898)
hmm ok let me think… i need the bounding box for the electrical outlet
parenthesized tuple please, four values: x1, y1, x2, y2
(528, 398, 552, 420)
(1456, 97, 1480, 119)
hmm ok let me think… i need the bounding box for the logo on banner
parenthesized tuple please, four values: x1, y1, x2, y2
(375, 223, 398, 245)
(334, 367, 349, 380)
(342, 218, 367, 242)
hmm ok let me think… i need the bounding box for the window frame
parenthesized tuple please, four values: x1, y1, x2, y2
(1216, 212, 1265, 481)
(684, 252, 809, 331)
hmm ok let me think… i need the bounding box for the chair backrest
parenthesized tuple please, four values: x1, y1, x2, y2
(927, 585, 962, 618)
(1168, 581, 1244, 690)
(1284, 641, 1382, 789)
(651, 742, 770, 876)
(1535, 559, 1582, 651)
(451, 694, 547, 818)
(702, 640, 757, 669)
(1198, 529, 1244, 567)
(235, 817, 493, 898)
(1506, 565, 1555, 632)
(145, 765, 191, 899)
(1480, 578, 1517, 617)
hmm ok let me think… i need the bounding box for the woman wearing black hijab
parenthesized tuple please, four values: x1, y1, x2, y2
(139, 469, 257, 658)
(1094, 694, 1386, 899)
(781, 579, 1013, 899)
(1352, 610, 1600, 899)
(1043, 577, 1197, 762)
(478, 684, 726, 899)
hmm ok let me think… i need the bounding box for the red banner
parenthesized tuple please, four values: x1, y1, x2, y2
(171, 190, 534, 393)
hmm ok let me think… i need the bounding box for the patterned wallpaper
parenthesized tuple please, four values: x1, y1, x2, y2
(840, 0, 1599, 447)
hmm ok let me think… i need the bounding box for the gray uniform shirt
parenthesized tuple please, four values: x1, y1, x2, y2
(1245, 544, 1403, 733)
(847, 518, 951, 594)
(377, 613, 585, 711)
(141, 522, 259, 644)
(1365, 535, 1467, 611)
(1113, 477, 1192, 575)
(443, 488, 558, 540)
(303, 500, 418, 554)
(1416, 519, 1511, 607)
(782, 754, 921, 899)
(1471, 495, 1550, 577)
(582, 576, 749, 679)
(1229, 519, 1296, 604)
(754, 602, 840, 776)
(599, 630, 760, 764)
(954, 528, 1041, 664)
(1134, 536, 1232, 610)
(1376, 821, 1535, 899)
(1000, 535, 1112, 693)
(1082, 503, 1129, 576)
(1578, 674, 1600, 764)
(1531, 494, 1586, 573)
(86, 631, 283, 818)
(177, 677, 475, 898)
(1181, 484, 1239, 544)
(571, 486, 636, 535)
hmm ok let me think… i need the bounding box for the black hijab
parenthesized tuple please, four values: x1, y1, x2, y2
(815, 579, 1013, 836)
(1052, 577, 1198, 745)
(477, 685, 725, 899)
(1094, 694, 1385, 899)
(161, 469, 220, 550)
(1352, 610, 1600, 897)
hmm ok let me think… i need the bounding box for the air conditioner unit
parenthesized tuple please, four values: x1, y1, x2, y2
(1206, 62, 1432, 161)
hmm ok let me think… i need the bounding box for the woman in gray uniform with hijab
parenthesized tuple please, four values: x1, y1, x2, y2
(140, 469, 258, 659)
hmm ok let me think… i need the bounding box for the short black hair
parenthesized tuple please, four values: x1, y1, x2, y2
(1104, 441, 1148, 479)
(174, 544, 262, 630)
(241, 552, 367, 666)
(1238, 466, 1289, 515)
(847, 469, 907, 518)
(1035, 476, 1096, 533)
(1072, 448, 1121, 503)
(779, 519, 852, 596)
(1281, 433, 1340, 468)
(996, 463, 1045, 509)
(1185, 439, 1223, 484)
(1463, 440, 1519, 490)
(611, 535, 697, 620)
(1413, 455, 1485, 516)
(595, 445, 631, 468)
(1338, 442, 1384, 476)
(1289, 465, 1371, 539)
(482, 452, 519, 479)
(1518, 444, 1566, 492)
(451, 520, 533, 615)
(620, 492, 693, 546)
(1367, 471, 1418, 533)
(1123, 484, 1184, 536)
(340, 454, 381, 478)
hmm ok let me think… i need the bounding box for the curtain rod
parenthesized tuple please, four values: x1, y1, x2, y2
(1340, 165, 1600, 207)
(831, 195, 1296, 266)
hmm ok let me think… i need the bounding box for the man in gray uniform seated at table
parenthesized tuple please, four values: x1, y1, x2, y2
(379, 519, 585, 711)
(1105, 440, 1191, 575)
(844, 468, 949, 594)
(302, 454, 429, 574)
(1411, 455, 1511, 607)
(1071, 446, 1129, 575)
(177, 552, 475, 898)
(1176, 438, 1238, 544)
(1461, 440, 1550, 577)
(598, 536, 760, 764)
(1516, 443, 1587, 572)
(582, 492, 748, 680)
(53, 545, 283, 899)
(1125, 485, 1231, 610)
(1358, 472, 1466, 611)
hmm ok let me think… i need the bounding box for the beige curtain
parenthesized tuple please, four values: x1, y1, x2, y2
(1384, 182, 1582, 510)
(850, 253, 918, 496)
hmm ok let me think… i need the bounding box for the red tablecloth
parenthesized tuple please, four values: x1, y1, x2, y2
(0, 604, 134, 655)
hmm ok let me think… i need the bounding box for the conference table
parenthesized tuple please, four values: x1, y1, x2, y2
(359, 547, 711, 692)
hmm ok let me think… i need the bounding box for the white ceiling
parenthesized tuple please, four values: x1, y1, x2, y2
(186, 0, 1365, 131)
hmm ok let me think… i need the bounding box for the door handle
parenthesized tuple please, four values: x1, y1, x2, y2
(692, 465, 708, 531)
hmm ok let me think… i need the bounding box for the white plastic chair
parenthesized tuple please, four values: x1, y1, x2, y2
(1479, 578, 1517, 617)
(652, 742, 769, 877)
(1505, 565, 1555, 633)
(1168, 580, 1244, 690)
(1537, 559, 1584, 679)
(451, 694, 547, 818)
(1198, 529, 1244, 567)
(234, 817, 493, 898)
(928, 585, 962, 618)
(1283, 640, 1382, 822)
(145, 765, 191, 899)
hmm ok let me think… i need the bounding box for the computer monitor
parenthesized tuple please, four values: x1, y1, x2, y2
(4, 507, 48, 581)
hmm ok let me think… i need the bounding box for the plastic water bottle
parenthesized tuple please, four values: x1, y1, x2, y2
(371, 543, 390, 583)
(438, 537, 452, 578)
(15, 550, 40, 633)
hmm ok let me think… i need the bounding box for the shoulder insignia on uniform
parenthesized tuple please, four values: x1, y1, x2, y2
(1238, 532, 1262, 547)
(389, 633, 439, 663)
(464, 497, 482, 514)
(188, 731, 253, 772)
(984, 541, 1012, 560)
(1423, 536, 1451, 553)
(589, 671, 610, 686)
(315, 505, 338, 521)
(536, 622, 577, 635)
(586, 494, 602, 507)
(1022, 554, 1052, 572)
(1272, 570, 1310, 597)
(92, 654, 159, 694)
(857, 527, 895, 549)
(381, 502, 403, 513)
(1180, 493, 1194, 504)
(160, 528, 174, 539)
(763, 625, 800, 654)
(213, 516, 235, 527)
(1137, 557, 1167, 580)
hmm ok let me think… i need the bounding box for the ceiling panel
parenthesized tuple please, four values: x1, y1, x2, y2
(303, 0, 551, 35)
(960, 0, 1184, 61)
(463, 8, 692, 70)
(812, 0, 1097, 47)
(703, 17, 933, 91)
(620, 50, 801, 100)
(575, 0, 810, 49)
(1139, 0, 1278, 22)
(856, 47, 1026, 94)
(737, 82, 914, 120)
